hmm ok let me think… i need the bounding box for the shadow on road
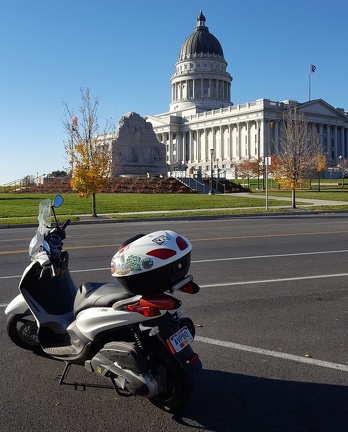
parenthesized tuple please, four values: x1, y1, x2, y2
(174, 368, 348, 432)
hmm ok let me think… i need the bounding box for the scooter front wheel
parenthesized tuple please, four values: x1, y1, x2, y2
(6, 313, 40, 351)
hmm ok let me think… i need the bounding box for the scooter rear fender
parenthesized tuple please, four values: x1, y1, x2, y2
(142, 313, 202, 373)
(5, 294, 28, 315)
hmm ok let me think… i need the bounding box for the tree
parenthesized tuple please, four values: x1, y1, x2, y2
(252, 156, 265, 189)
(309, 152, 328, 191)
(237, 159, 255, 188)
(337, 157, 348, 188)
(49, 170, 68, 178)
(63, 88, 114, 217)
(275, 104, 320, 208)
(269, 156, 284, 189)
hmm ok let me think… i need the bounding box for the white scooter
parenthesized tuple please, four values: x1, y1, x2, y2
(5, 195, 201, 412)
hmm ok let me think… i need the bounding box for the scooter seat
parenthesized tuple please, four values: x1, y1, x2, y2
(74, 280, 132, 315)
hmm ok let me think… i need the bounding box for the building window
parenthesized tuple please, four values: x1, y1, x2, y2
(203, 79, 209, 97)
(188, 80, 193, 98)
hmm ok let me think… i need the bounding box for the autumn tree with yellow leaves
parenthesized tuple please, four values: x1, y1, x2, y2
(63, 88, 114, 217)
(309, 152, 328, 191)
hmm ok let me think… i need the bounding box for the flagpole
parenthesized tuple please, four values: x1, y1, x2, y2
(308, 64, 311, 101)
(308, 64, 316, 101)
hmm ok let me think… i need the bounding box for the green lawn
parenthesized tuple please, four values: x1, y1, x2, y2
(0, 193, 290, 217)
(1, 186, 348, 225)
(0, 192, 295, 225)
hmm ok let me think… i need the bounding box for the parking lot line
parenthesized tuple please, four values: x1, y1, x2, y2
(196, 336, 348, 372)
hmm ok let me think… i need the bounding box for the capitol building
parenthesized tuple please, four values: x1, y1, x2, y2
(146, 11, 348, 179)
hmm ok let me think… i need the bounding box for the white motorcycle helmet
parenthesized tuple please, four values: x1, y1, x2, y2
(111, 230, 192, 295)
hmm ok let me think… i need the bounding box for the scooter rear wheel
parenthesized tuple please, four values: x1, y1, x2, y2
(148, 340, 192, 413)
(6, 313, 41, 351)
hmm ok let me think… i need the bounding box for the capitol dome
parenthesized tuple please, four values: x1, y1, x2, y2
(170, 11, 232, 113)
(179, 11, 224, 60)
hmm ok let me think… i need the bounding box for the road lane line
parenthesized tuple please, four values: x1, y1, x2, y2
(195, 336, 348, 372)
(199, 273, 348, 288)
(192, 249, 348, 263)
(2, 269, 348, 287)
(0, 267, 111, 280)
(3, 229, 348, 255)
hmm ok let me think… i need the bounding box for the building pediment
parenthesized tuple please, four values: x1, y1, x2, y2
(300, 99, 347, 120)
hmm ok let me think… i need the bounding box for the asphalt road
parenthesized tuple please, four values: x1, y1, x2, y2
(1, 214, 348, 432)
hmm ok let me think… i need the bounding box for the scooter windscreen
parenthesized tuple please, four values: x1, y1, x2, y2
(29, 198, 52, 260)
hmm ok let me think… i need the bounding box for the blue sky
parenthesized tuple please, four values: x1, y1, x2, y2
(1, 0, 347, 185)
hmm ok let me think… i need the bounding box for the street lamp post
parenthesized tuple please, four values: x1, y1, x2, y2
(209, 148, 215, 195)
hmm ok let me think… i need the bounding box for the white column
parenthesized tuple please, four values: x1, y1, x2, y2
(228, 124, 233, 159)
(246, 122, 250, 157)
(169, 132, 175, 166)
(220, 126, 224, 159)
(256, 120, 261, 160)
(237, 123, 240, 158)
(319, 124, 324, 152)
(198, 130, 203, 162)
(212, 127, 216, 156)
(179, 132, 184, 163)
(340, 127, 345, 158)
(260, 119, 265, 157)
(274, 120, 279, 153)
(326, 125, 331, 158)
(334, 126, 338, 158)
(194, 130, 198, 161)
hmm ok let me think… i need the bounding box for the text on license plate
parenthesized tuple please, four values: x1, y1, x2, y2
(168, 326, 193, 353)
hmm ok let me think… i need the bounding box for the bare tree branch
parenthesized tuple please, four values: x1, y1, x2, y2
(275, 103, 320, 208)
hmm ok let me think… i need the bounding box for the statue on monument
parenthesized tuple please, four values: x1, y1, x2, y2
(112, 112, 167, 177)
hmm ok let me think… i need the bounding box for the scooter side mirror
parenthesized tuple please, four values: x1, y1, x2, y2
(53, 194, 64, 209)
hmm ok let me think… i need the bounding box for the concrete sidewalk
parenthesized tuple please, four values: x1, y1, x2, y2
(235, 192, 348, 206)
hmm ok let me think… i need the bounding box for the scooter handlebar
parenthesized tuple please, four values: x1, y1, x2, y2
(62, 219, 71, 230)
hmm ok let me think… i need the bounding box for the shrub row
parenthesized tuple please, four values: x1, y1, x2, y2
(6, 176, 248, 194)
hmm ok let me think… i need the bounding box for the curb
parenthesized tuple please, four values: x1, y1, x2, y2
(1, 208, 347, 229)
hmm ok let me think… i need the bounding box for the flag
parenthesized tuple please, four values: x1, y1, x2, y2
(309, 64, 316, 73)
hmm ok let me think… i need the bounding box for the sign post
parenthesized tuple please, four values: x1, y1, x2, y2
(265, 157, 271, 210)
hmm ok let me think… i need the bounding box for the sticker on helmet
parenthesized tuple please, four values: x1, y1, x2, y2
(142, 257, 154, 270)
(114, 262, 131, 276)
(126, 255, 142, 271)
(152, 235, 168, 245)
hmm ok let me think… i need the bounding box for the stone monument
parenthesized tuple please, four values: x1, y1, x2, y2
(112, 112, 167, 177)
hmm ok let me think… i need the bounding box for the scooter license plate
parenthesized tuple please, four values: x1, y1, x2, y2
(168, 326, 193, 353)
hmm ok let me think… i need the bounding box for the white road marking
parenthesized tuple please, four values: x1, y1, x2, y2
(192, 249, 348, 264)
(195, 336, 348, 372)
(0, 267, 110, 280)
(199, 272, 348, 288)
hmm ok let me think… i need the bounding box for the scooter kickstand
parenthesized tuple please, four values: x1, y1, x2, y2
(56, 362, 71, 385)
